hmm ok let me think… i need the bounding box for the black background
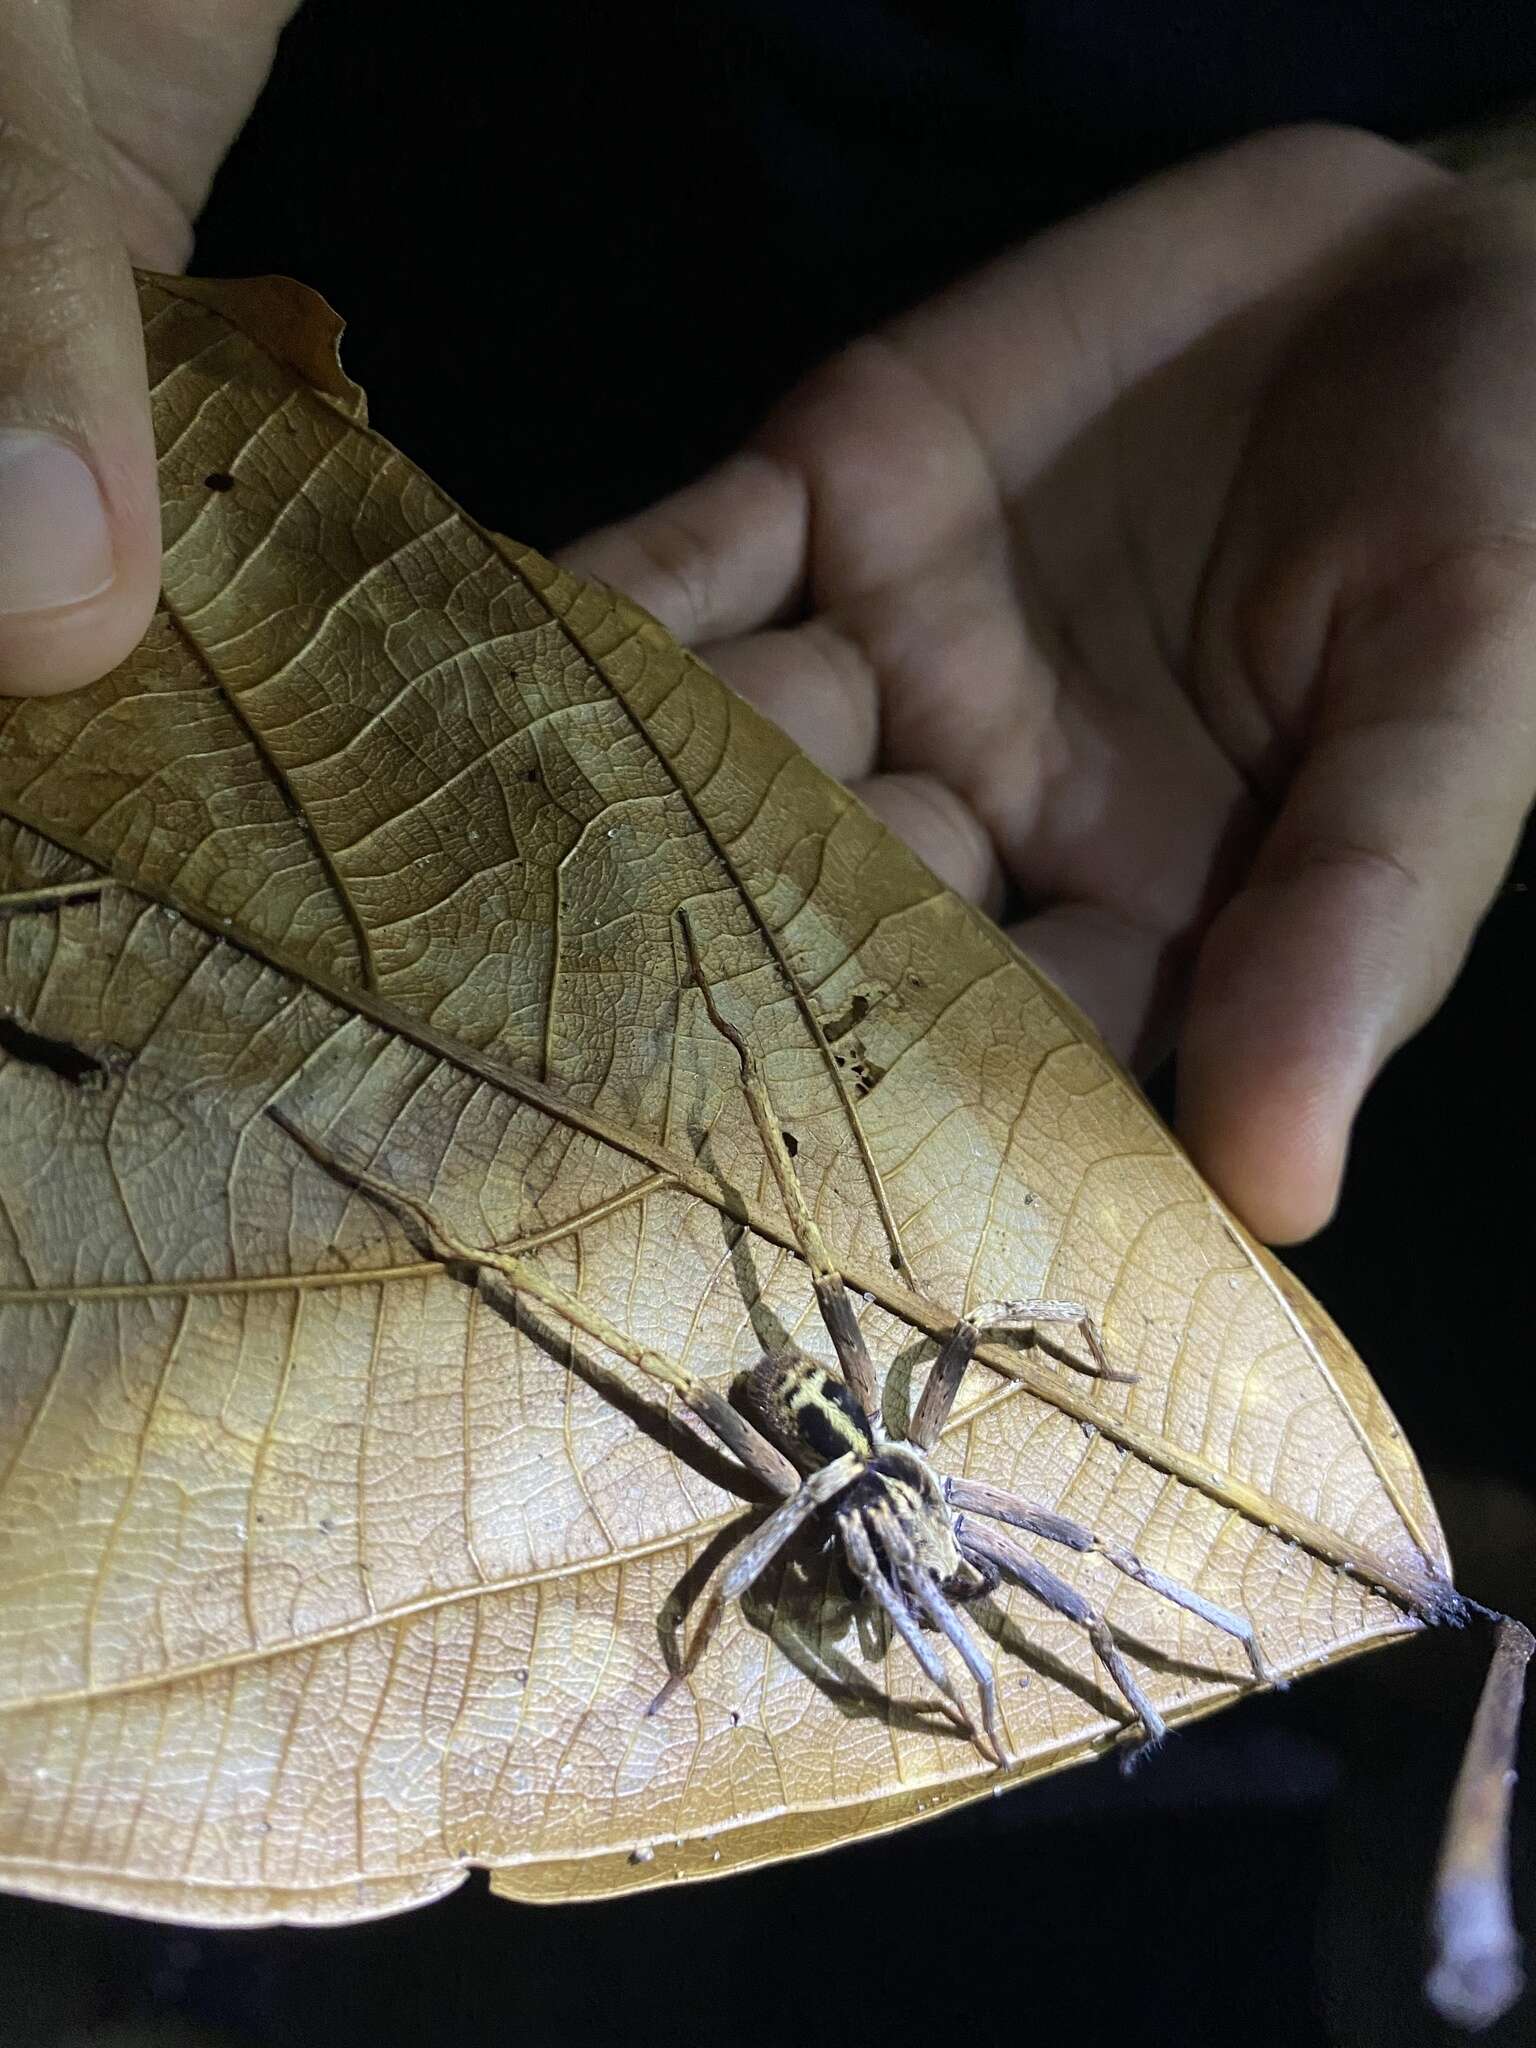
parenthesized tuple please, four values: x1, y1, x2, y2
(6, 5, 1536, 2045)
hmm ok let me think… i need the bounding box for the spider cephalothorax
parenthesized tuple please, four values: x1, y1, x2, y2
(742, 1351, 990, 1597)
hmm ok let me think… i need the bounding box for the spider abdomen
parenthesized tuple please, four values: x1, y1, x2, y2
(742, 1348, 875, 1467)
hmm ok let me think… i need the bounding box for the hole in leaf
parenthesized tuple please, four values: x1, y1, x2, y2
(0, 1015, 107, 1085)
(781, 1129, 799, 1158)
(823, 990, 874, 1042)
(204, 471, 236, 492)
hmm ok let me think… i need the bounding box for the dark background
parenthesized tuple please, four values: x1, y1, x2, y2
(7, 4, 1536, 2044)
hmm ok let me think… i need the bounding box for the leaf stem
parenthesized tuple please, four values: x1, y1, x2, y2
(1426, 1615, 1534, 2030)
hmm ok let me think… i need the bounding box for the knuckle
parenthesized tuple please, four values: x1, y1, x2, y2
(1228, 119, 1415, 185)
(1279, 835, 1435, 971)
(1296, 833, 1424, 899)
(0, 109, 100, 242)
(765, 346, 865, 435)
(0, 118, 112, 368)
(628, 512, 719, 642)
(759, 339, 899, 468)
(1411, 535, 1536, 632)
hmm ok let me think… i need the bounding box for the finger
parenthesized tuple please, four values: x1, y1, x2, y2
(0, 1, 159, 695)
(1177, 551, 1536, 1243)
(75, 4, 302, 241)
(556, 449, 808, 646)
(702, 614, 1000, 905)
(700, 620, 881, 784)
(884, 125, 1439, 492)
(852, 772, 1005, 917)
(1006, 903, 1181, 1072)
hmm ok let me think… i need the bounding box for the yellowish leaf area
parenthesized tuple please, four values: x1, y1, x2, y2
(0, 275, 1450, 1924)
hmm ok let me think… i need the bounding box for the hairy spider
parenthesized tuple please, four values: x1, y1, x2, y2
(270, 915, 1272, 1766)
(645, 914, 1273, 1763)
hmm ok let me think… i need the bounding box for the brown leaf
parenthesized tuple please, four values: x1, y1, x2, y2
(0, 274, 1453, 1924)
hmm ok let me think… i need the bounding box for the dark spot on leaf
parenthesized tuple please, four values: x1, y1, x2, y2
(846, 1055, 887, 1100)
(204, 471, 235, 491)
(0, 1014, 108, 1086)
(823, 990, 874, 1042)
(781, 1129, 798, 1158)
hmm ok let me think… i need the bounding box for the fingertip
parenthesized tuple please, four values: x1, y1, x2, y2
(1177, 1045, 1353, 1245)
(0, 571, 159, 696)
(1008, 903, 1179, 1071)
(0, 437, 160, 697)
(0, 0, 170, 696)
(853, 771, 1005, 915)
(704, 620, 881, 784)
(1175, 889, 1375, 1243)
(556, 450, 807, 647)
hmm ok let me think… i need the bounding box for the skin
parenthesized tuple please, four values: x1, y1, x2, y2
(2, 5, 1533, 1243)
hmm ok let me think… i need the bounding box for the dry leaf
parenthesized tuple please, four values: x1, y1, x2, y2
(0, 273, 1457, 1925)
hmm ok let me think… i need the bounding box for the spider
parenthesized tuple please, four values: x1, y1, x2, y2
(271, 912, 1271, 1765)
(642, 913, 1272, 1763)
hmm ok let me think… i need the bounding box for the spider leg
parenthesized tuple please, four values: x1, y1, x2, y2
(269, 1107, 800, 1498)
(842, 1515, 999, 1760)
(677, 911, 881, 1432)
(908, 1317, 980, 1452)
(946, 1475, 1272, 1685)
(957, 1517, 1169, 1746)
(968, 1299, 1122, 1378)
(648, 1451, 865, 1717)
(908, 1567, 1010, 1766)
(909, 1297, 1132, 1450)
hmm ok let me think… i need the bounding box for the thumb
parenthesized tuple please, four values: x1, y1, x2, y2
(0, 0, 159, 696)
(1177, 546, 1536, 1243)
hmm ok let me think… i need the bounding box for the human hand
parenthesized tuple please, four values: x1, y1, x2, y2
(563, 125, 1536, 1244)
(0, 0, 299, 696)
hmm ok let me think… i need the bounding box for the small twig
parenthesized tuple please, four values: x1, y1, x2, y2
(0, 877, 107, 917)
(1426, 1616, 1534, 2030)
